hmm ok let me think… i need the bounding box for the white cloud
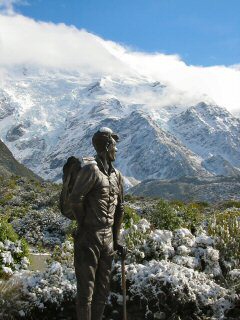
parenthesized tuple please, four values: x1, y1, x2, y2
(0, 14, 131, 75)
(0, 11, 240, 113)
(100, 40, 240, 112)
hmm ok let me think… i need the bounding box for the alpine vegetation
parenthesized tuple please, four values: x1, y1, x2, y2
(1, 176, 240, 319)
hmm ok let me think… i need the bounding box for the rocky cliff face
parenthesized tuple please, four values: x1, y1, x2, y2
(0, 68, 239, 184)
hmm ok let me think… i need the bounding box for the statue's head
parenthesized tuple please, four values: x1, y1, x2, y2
(92, 127, 119, 162)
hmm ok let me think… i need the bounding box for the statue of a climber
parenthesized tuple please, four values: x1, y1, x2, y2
(69, 127, 126, 320)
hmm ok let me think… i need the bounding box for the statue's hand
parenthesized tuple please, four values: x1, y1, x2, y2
(113, 242, 128, 258)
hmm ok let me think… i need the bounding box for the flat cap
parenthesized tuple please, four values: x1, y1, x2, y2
(92, 127, 119, 152)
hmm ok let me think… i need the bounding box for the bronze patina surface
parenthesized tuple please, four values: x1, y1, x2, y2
(69, 127, 125, 320)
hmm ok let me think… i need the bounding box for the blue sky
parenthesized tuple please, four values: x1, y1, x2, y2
(13, 0, 240, 67)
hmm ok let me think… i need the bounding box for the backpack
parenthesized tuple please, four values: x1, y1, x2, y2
(59, 156, 81, 220)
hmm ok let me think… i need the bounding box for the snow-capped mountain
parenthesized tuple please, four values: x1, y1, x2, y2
(168, 102, 240, 176)
(0, 67, 239, 184)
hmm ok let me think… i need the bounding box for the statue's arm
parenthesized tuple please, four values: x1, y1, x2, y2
(113, 172, 124, 252)
(69, 165, 97, 223)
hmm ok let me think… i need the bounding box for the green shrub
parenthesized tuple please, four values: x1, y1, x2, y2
(208, 210, 240, 267)
(123, 206, 141, 229)
(65, 220, 77, 239)
(146, 200, 206, 232)
(148, 199, 183, 231)
(179, 203, 205, 231)
(0, 217, 29, 259)
(124, 194, 135, 202)
(7, 177, 17, 190)
(0, 218, 18, 242)
(221, 200, 240, 209)
(0, 193, 13, 206)
(0, 216, 29, 274)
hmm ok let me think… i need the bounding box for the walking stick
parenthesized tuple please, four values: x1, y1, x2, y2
(121, 253, 127, 320)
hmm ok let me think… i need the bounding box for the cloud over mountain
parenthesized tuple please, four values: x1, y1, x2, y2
(0, 10, 240, 113)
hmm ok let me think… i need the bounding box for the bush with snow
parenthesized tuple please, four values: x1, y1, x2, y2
(1, 178, 240, 319)
(0, 240, 76, 319)
(120, 260, 232, 319)
(0, 217, 29, 278)
(12, 209, 71, 248)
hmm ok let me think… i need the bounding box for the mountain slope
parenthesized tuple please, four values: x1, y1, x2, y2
(129, 175, 240, 203)
(0, 139, 41, 180)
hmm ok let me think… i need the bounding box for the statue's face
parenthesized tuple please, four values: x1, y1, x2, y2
(107, 138, 117, 162)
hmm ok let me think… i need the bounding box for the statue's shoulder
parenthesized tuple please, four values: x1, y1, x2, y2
(81, 156, 97, 167)
(81, 157, 99, 170)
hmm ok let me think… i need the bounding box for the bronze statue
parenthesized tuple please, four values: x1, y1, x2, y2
(69, 127, 125, 320)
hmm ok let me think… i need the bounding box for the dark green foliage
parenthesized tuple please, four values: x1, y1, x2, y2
(124, 194, 144, 203)
(145, 199, 206, 232)
(0, 217, 18, 242)
(147, 199, 183, 231)
(179, 203, 205, 231)
(221, 200, 240, 209)
(123, 205, 141, 229)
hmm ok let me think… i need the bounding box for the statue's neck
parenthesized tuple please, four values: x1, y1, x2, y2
(98, 154, 111, 175)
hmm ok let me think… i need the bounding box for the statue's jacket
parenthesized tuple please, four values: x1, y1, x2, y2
(69, 156, 124, 306)
(69, 156, 124, 239)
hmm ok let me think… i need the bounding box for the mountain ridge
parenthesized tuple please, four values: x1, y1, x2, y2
(0, 67, 239, 185)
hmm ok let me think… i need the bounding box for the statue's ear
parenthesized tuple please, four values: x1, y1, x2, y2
(105, 139, 112, 151)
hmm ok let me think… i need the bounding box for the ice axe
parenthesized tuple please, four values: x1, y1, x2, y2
(112, 247, 128, 320)
(121, 250, 127, 320)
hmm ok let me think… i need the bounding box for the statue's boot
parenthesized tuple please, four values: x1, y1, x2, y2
(91, 302, 105, 320)
(76, 303, 91, 320)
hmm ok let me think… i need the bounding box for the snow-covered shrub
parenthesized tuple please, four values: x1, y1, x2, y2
(20, 261, 76, 315)
(112, 260, 233, 320)
(0, 240, 29, 278)
(0, 217, 29, 278)
(171, 228, 222, 277)
(121, 219, 151, 263)
(208, 209, 240, 268)
(0, 240, 76, 318)
(0, 176, 61, 221)
(0, 263, 76, 318)
(144, 229, 175, 261)
(225, 269, 240, 304)
(121, 218, 222, 277)
(52, 240, 74, 268)
(0, 276, 30, 319)
(12, 209, 71, 248)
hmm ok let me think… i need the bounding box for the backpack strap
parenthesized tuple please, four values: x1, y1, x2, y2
(115, 169, 123, 202)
